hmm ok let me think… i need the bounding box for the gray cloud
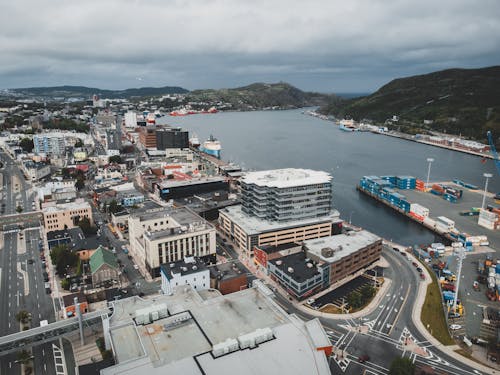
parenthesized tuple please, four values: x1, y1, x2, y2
(1, 0, 499, 92)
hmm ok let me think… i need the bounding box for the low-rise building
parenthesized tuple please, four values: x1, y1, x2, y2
(22, 161, 51, 181)
(209, 261, 248, 295)
(128, 206, 216, 278)
(253, 243, 302, 271)
(160, 257, 209, 295)
(100, 285, 332, 374)
(42, 198, 93, 231)
(89, 246, 120, 287)
(62, 292, 88, 318)
(303, 230, 382, 285)
(268, 252, 330, 300)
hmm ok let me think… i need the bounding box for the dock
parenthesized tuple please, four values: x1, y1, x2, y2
(356, 185, 456, 243)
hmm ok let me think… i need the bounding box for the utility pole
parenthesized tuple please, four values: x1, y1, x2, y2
(426, 158, 434, 188)
(452, 247, 464, 314)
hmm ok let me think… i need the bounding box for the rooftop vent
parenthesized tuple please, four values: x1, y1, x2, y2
(192, 265, 197, 270)
(306, 263, 313, 268)
(321, 247, 335, 257)
(181, 267, 188, 272)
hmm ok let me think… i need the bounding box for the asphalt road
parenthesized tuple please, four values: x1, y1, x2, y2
(0, 151, 59, 375)
(272, 245, 487, 374)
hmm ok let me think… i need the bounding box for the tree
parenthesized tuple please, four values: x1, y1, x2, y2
(75, 177, 85, 191)
(61, 168, 71, 179)
(109, 155, 122, 164)
(108, 199, 121, 214)
(19, 137, 34, 153)
(50, 244, 78, 276)
(360, 285, 376, 301)
(15, 310, 31, 325)
(347, 291, 363, 309)
(77, 217, 97, 235)
(389, 357, 415, 375)
(16, 205, 23, 213)
(61, 278, 70, 290)
(74, 139, 84, 148)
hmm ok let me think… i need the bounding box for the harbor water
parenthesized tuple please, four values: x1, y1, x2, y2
(160, 109, 500, 246)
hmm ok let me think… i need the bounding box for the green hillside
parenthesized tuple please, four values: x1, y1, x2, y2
(320, 66, 500, 141)
(188, 82, 335, 110)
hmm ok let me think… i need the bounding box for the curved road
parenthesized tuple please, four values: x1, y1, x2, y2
(272, 246, 487, 375)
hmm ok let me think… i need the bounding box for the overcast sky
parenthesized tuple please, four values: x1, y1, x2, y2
(1, 0, 499, 93)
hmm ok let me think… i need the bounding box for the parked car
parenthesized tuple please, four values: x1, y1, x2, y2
(392, 247, 399, 252)
(450, 324, 462, 330)
(416, 267, 423, 273)
(419, 273, 425, 280)
(27, 259, 34, 264)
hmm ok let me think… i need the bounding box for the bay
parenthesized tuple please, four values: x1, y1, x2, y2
(159, 109, 499, 246)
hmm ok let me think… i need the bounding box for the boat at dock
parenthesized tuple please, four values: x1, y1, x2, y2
(200, 135, 222, 159)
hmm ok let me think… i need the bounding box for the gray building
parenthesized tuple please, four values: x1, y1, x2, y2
(241, 169, 332, 222)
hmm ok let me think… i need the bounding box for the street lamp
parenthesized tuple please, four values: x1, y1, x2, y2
(349, 211, 355, 225)
(482, 173, 493, 210)
(426, 158, 434, 188)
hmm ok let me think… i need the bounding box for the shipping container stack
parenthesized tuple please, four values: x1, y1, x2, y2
(478, 205, 500, 231)
(359, 175, 413, 213)
(395, 176, 416, 190)
(415, 179, 425, 191)
(478, 208, 500, 230)
(409, 203, 429, 221)
(429, 183, 462, 203)
(436, 216, 455, 234)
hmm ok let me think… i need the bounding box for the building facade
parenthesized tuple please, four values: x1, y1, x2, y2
(156, 127, 189, 150)
(33, 133, 66, 156)
(160, 257, 209, 295)
(128, 207, 216, 278)
(241, 169, 332, 222)
(138, 126, 157, 149)
(219, 205, 341, 253)
(43, 199, 93, 231)
(303, 230, 382, 285)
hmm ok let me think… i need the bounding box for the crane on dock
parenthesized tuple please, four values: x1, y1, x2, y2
(487, 131, 500, 176)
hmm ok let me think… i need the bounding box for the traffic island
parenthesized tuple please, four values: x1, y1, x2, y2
(420, 264, 454, 345)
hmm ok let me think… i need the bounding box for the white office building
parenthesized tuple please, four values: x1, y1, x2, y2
(128, 207, 216, 278)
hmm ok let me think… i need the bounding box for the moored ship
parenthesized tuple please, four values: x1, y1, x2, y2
(200, 135, 222, 159)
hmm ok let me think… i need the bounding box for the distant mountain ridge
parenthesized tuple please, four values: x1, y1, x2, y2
(319, 66, 500, 141)
(187, 82, 336, 109)
(8, 85, 189, 99)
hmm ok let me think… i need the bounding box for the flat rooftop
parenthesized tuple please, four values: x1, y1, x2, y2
(208, 262, 247, 281)
(269, 252, 322, 282)
(161, 257, 208, 279)
(220, 205, 340, 235)
(102, 286, 330, 375)
(158, 176, 226, 189)
(304, 230, 381, 263)
(241, 168, 331, 189)
(133, 206, 209, 227)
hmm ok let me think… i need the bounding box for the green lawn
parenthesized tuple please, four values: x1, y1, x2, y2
(421, 266, 454, 346)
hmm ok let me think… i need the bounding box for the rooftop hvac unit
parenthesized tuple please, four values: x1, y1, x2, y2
(287, 267, 294, 273)
(212, 338, 239, 358)
(306, 263, 313, 268)
(192, 265, 197, 270)
(276, 260, 282, 265)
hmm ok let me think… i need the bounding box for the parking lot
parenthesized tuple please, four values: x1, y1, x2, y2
(313, 275, 377, 310)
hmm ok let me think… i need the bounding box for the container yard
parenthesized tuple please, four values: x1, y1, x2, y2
(357, 175, 500, 251)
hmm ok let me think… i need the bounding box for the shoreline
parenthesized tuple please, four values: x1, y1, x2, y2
(302, 109, 494, 160)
